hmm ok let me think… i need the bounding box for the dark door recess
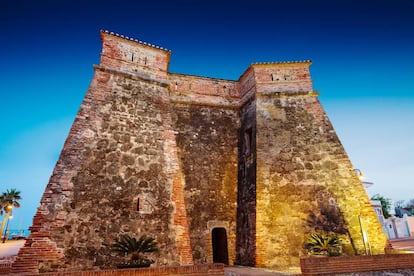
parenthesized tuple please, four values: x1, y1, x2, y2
(212, 227, 229, 265)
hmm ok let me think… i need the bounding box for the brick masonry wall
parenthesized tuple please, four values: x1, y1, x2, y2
(254, 92, 386, 269)
(238, 67, 256, 103)
(169, 73, 239, 98)
(12, 67, 114, 274)
(159, 81, 194, 265)
(6, 264, 224, 276)
(300, 254, 414, 276)
(13, 66, 193, 272)
(235, 100, 257, 266)
(0, 263, 11, 275)
(100, 31, 170, 82)
(252, 62, 313, 94)
(172, 103, 239, 265)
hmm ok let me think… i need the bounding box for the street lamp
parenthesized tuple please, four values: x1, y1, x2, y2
(355, 169, 374, 188)
(355, 169, 364, 180)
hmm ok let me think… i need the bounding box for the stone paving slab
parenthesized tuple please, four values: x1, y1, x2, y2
(1, 238, 414, 275)
(0, 240, 24, 259)
(322, 270, 414, 276)
(225, 266, 300, 276)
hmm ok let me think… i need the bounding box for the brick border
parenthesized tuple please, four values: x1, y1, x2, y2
(0, 263, 12, 275)
(2, 264, 224, 276)
(300, 254, 414, 275)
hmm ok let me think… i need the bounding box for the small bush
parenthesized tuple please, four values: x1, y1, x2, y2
(304, 232, 342, 257)
(112, 234, 159, 268)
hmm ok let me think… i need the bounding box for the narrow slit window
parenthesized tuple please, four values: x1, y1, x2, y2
(136, 197, 140, 211)
(244, 128, 253, 156)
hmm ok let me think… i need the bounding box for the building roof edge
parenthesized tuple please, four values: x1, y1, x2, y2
(100, 30, 171, 52)
(251, 60, 312, 66)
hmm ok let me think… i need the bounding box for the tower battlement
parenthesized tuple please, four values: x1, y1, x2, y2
(100, 30, 171, 81)
(100, 30, 313, 105)
(250, 61, 313, 94)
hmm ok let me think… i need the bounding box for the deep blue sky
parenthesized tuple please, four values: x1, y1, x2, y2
(1, 0, 413, 230)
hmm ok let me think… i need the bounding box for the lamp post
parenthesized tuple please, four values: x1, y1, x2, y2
(355, 169, 374, 255)
(358, 214, 368, 255)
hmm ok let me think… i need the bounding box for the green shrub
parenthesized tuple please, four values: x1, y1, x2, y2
(112, 234, 159, 267)
(304, 232, 342, 256)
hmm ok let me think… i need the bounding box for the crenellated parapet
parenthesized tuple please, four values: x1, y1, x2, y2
(168, 73, 240, 107)
(251, 61, 313, 94)
(99, 30, 314, 106)
(100, 30, 171, 82)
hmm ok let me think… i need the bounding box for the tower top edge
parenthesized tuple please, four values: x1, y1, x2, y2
(251, 60, 312, 66)
(100, 30, 171, 52)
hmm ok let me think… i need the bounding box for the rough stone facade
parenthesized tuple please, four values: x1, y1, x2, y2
(13, 30, 387, 273)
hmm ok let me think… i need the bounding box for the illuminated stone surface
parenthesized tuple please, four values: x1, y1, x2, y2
(12, 31, 386, 273)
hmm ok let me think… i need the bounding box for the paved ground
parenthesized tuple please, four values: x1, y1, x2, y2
(0, 238, 413, 275)
(389, 237, 414, 251)
(0, 240, 25, 259)
(224, 238, 414, 276)
(225, 266, 299, 276)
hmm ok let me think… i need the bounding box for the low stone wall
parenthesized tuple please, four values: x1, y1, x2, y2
(300, 254, 414, 276)
(0, 263, 12, 275)
(12, 264, 224, 276)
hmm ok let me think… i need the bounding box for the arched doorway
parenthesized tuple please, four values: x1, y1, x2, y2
(212, 227, 229, 265)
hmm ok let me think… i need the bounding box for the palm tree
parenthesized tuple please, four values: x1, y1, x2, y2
(0, 189, 22, 212)
(112, 234, 159, 268)
(0, 189, 22, 240)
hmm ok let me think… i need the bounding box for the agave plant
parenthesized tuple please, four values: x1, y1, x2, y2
(112, 234, 159, 267)
(306, 203, 357, 255)
(304, 232, 342, 256)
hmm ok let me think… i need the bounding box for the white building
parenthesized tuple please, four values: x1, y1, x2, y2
(358, 170, 413, 239)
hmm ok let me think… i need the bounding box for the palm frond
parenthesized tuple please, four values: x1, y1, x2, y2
(112, 234, 159, 259)
(305, 232, 342, 256)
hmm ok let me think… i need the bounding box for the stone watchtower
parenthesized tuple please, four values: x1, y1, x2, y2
(13, 31, 386, 273)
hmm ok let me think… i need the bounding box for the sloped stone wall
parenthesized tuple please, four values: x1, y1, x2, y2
(172, 104, 239, 265)
(254, 92, 386, 269)
(235, 100, 257, 266)
(62, 71, 178, 269)
(13, 67, 192, 273)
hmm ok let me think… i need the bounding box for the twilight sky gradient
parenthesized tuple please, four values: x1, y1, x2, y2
(1, 0, 413, 230)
